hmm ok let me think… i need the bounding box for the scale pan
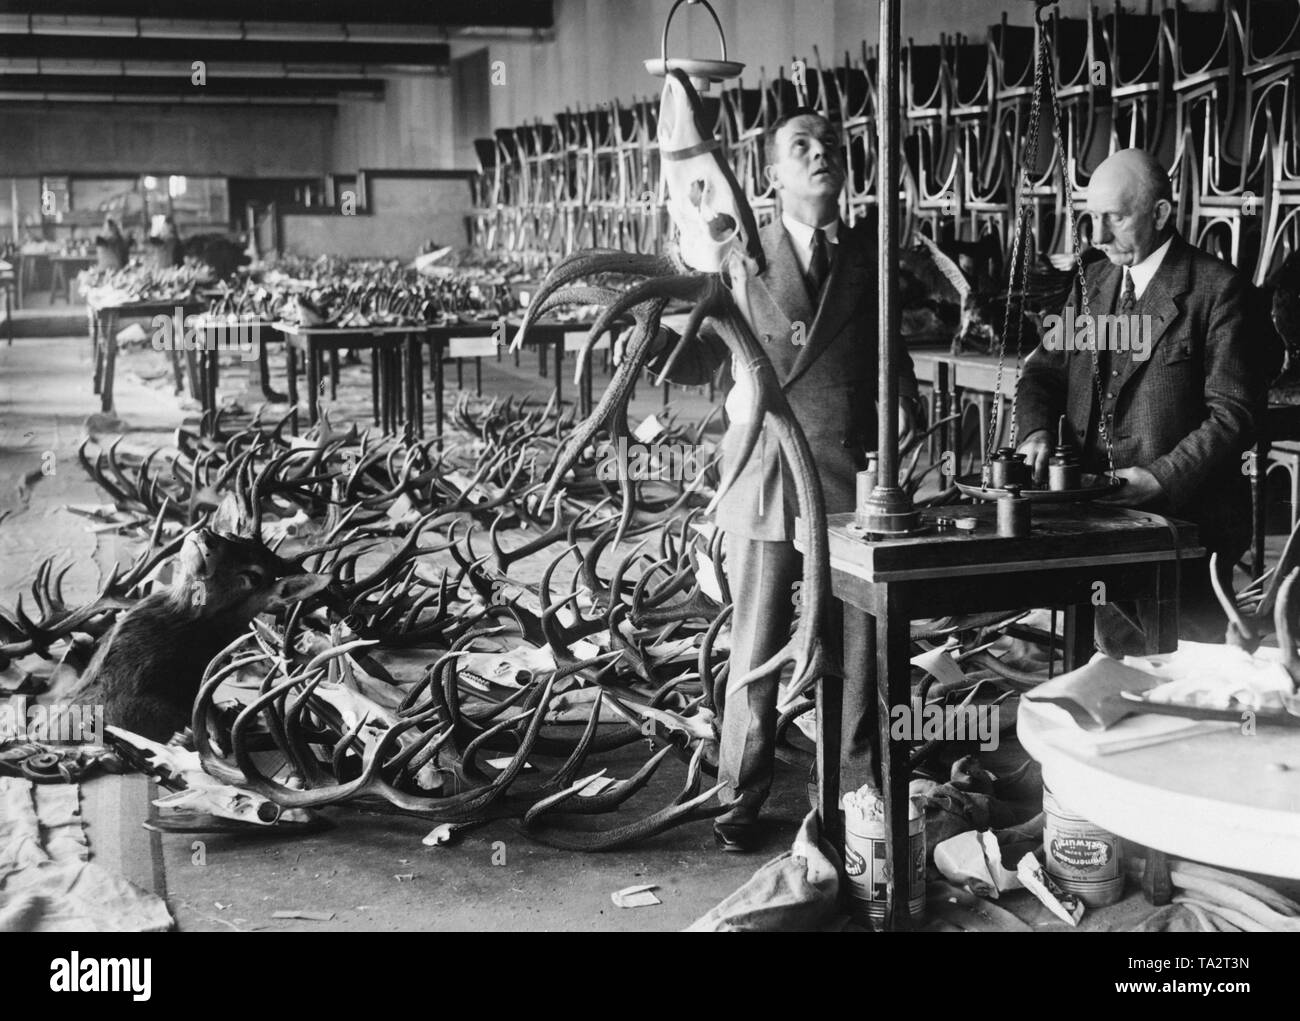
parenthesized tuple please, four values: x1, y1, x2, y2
(954, 472, 1126, 503)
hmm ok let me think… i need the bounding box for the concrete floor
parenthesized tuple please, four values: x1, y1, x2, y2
(0, 327, 792, 932)
(5, 326, 1298, 932)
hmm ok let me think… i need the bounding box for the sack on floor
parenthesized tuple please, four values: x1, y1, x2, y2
(685, 810, 841, 932)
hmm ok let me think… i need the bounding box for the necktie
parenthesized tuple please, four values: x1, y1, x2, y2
(1119, 268, 1136, 315)
(808, 227, 831, 295)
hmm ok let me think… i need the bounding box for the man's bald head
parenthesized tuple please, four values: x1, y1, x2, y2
(1085, 149, 1175, 267)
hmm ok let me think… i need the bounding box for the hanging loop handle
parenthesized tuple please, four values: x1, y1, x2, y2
(661, 0, 728, 66)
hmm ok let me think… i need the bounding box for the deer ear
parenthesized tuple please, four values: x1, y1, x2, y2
(210, 492, 244, 536)
(263, 573, 332, 611)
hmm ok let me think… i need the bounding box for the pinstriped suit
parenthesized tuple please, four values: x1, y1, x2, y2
(653, 217, 919, 819)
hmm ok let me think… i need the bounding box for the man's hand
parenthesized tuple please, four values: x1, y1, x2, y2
(1095, 465, 1164, 506)
(1017, 429, 1052, 485)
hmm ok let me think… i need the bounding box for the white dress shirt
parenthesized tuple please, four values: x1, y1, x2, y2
(782, 213, 840, 276)
(1125, 235, 1173, 300)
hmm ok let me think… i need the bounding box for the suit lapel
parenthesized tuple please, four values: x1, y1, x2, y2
(1087, 260, 1121, 319)
(785, 221, 867, 388)
(1114, 236, 1190, 394)
(761, 220, 815, 332)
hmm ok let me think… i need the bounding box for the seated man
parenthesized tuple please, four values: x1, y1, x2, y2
(636, 108, 920, 849)
(1016, 148, 1263, 644)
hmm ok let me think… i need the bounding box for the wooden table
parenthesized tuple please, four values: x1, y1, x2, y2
(797, 503, 1202, 930)
(423, 318, 610, 430)
(192, 315, 284, 435)
(47, 254, 94, 305)
(1, 271, 13, 345)
(909, 347, 1011, 472)
(273, 323, 426, 437)
(88, 296, 204, 413)
(1019, 694, 1300, 880)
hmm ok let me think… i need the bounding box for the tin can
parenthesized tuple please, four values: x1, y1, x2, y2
(996, 485, 1030, 537)
(1048, 452, 1082, 491)
(844, 801, 926, 927)
(1043, 785, 1124, 906)
(989, 447, 1029, 489)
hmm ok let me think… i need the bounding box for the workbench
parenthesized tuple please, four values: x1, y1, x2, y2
(797, 502, 1202, 930)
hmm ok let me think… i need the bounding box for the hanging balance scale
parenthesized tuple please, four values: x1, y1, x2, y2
(643, 0, 745, 93)
(954, 1, 1125, 505)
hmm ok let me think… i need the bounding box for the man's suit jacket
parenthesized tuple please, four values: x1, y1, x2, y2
(1017, 233, 1262, 559)
(655, 217, 919, 542)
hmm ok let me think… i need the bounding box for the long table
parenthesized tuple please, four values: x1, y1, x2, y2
(273, 323, 426, 437)
(796, 503, 1201, 930)
(88, 296, 205, 413)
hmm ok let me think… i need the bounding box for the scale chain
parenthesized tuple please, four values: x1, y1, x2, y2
(1042, 18, 1117, 477)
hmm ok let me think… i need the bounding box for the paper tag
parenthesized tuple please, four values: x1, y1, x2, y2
(565, 329, 609, 352)
(484, 756, 533, 771)
(448, 335, 498, 359)
(695, 548, 725, 604)
(633, 414, 665, 444)
(611, 884, 660, 909)
(578, 775, 616, 797)
(910, 645, 966, 690)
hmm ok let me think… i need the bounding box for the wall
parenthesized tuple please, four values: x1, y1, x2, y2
(279, 175, 474, 258)
(0, 103, 334, 177)
(331, 76, 464, 174)
(482, 0, 1223, 128)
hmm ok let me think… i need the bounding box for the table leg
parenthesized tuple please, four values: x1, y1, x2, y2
(329, 348, 340, 400)
(255, 332, 284, 402)
(406, 334, 423, 438)
(475, 356, 482, 397)
(538, 345, 547, 378)
(1147, 559, 1180, 655)
(1142, 848, 1173, 905)
(875, 589, 914, 931)
(91, 310, 102, 394)
(371, 346, 381, 427)
(816, 658, 844, 853)
(100, 311, 118, 413)
(306, 340, 321, 427)
(555, 337, 564, 399)
(433, 337, 445, 452)
(207, 348, 219, 432)
(1253, 433, 1268, 579)
(1063, 602, 1096, 671)
(285, 341, 300, 434)
(184, 344, 200, 400)
(456, 358, 464, 391)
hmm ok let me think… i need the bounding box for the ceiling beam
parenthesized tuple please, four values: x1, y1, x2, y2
(0, 2, 553, 29)
(0, 35, 452, 69)
(0, 74, 384, 99)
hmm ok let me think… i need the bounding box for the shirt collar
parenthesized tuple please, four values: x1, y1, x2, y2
(1125, 235, 1173, 299)
(782, 213, 840, 253)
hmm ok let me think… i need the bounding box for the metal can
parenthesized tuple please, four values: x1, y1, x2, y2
(996, 485, 1030, 537)
(1043, 785, 1124, 906)
(989, 447, 1029, 489)
(1048, 452, 1082, 492)
(844, 804, 927, 927)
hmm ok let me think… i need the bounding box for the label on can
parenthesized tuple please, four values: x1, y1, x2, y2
(1050, 836, 1114, 872)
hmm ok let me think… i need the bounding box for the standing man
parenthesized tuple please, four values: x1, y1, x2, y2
(641, 108, 920, 850)
(1017, 148, 1262, 642)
